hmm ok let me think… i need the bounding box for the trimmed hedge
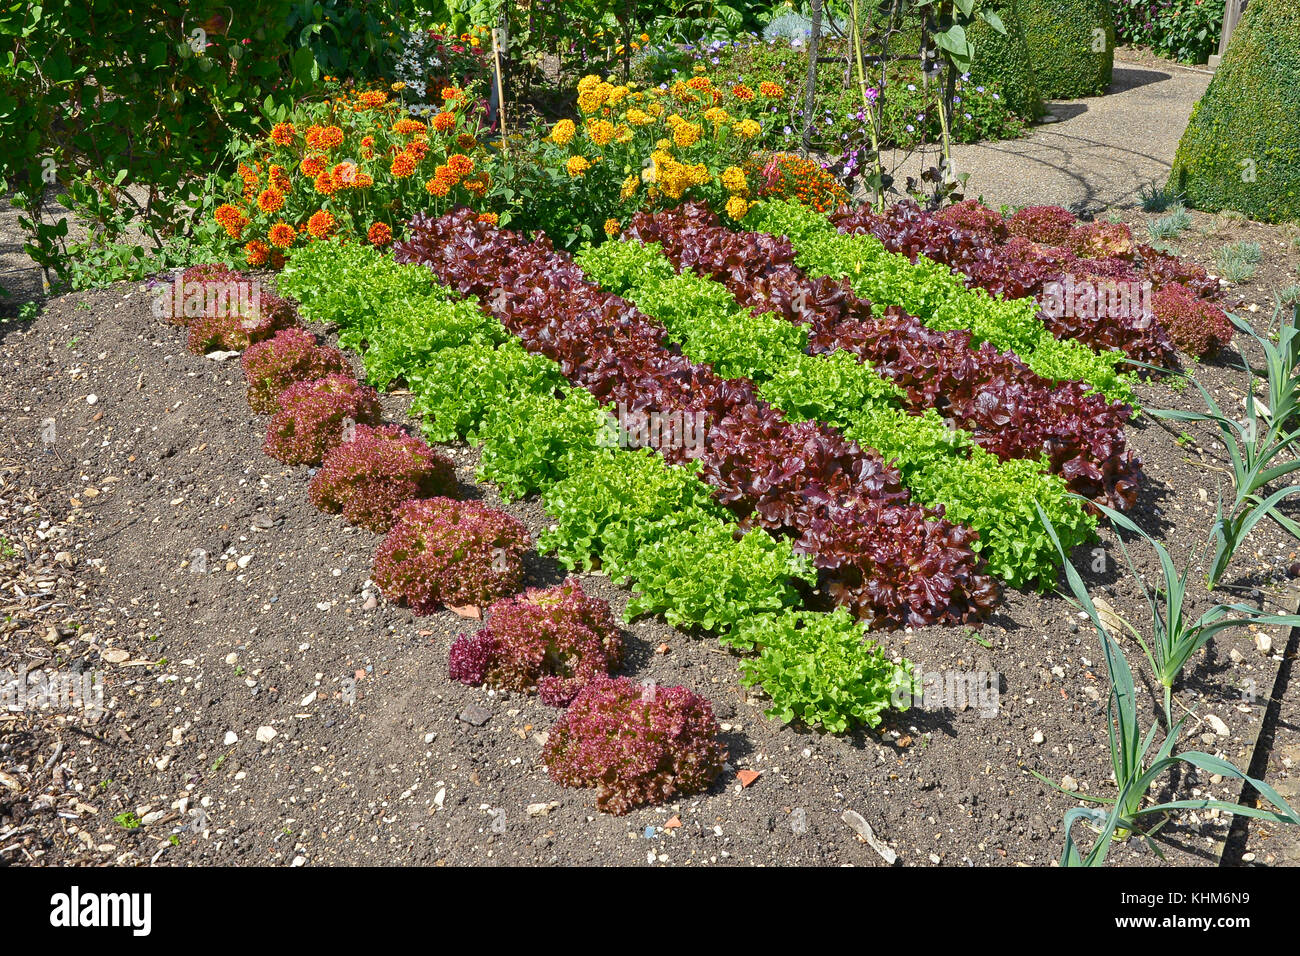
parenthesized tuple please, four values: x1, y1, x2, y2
(1169, 0, 1300, 224)
(969, 0, 1044, 120)
(1018, 0, 1115, 99)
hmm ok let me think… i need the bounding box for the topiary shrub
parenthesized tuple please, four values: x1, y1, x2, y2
(1152, 283, 1234, 359)
(1018, 0, 1115, 99)
(264, 373, 383, 465)
(242, 327, 350, 415)
(542, 676, 726, 814)
(309, 424, 458, 533)
(186, 288, 297, 354)
(448, 577, 622, 706)
(372, 497, 529, 614)
(1169, 1, 1300, 224)
(968, 0, 1045, 120)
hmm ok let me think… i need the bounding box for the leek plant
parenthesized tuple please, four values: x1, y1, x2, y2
(1038, 510, 1300, 866)
(1152, 303, 1300, 588)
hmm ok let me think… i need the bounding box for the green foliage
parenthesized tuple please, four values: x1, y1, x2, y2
(408, 342, 565, 444)
(1115, 0, 1224, 65)
(1145, 206, 1191, 242)
(539, 449, 728, 578)
(0, 2, 413, 288)
(1139, 180, 1185, 213)
(732, 608, 912, 734)
(749, 200, 1135, 403)
(968, 0, 1044, 120)
(475, 387, 613, 500)
(1213, 240, 1262, 284)
(1017, 0, 1116, 98)
(1151, 303, 1300, 587)
(277, 241, 440, 350)
(1170, 1, 1300, 224)
(623, 518, 815, 634)
(362, 296, 509, 389)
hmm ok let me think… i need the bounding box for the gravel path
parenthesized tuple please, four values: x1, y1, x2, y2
(886, 54, 1214, 216)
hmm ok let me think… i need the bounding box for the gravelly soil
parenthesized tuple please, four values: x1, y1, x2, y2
(2, 264, 1298, 868)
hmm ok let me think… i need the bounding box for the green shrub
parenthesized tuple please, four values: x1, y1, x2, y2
(1169, 1, 1300, 224)
(969, 0, 1044, 120)
(1018, 0, 1116, 98)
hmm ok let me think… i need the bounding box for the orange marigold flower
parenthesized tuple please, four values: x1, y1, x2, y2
(476, 212, 498, 226)
(405, 140, 430, 162)
(257, 188, 285, 213)
(731, 83, 754, 100)
(307, 210, 336, 239)
(354, 172, 374, 188)
(269, 165, 292, 192)
(314, 171, 337, 195)
(425, 176, 451, 198)
(306, 124, 345, 150)
(457, 133, 478, 150)
(441, 86, 463, 102)
(603, 218, 620, 237)
(390, 152, 418, 178)
(331, 161, 360, 187)
(268, 222, 296, 248)
(392, 118, 426, 137)
(431, 111, 456, 133)
(244, 239, 270, 267)
(462, 175, 489, 197)
(447, 153, 474, 177)
(367, 222, 393, 246)
(566, 156, 591, 178)
(214, 203, 248, 238)
(299, 154, 327, 178)
(269, 122, 297, 146)
(686, 75, 711, 91)
(759, 81, 785, 99)
(355, 90, 388, 109)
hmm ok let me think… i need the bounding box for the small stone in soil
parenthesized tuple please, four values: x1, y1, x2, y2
(458, 703, 492, 727)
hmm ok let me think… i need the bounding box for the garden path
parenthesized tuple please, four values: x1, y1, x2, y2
(885, 54, 1213, 216)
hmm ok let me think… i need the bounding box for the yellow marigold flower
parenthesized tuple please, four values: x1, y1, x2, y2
(566, 156, 591, 178)
(607, 86, 629, 105)
(725, 196, 750, 220)
(614, 124, 633, 144)
(620, 173, 639, 200)
(604, 218, 620, 237)
(626, 108, 653, 126)
(587, 119, 616, 146)
(391, 81, 406, 91)
(672, 122, 702, 148)
(733, 119, 761, 139)
(578, 74, 602, 93)
(640, 33, 650, 42)
(721, 166, 748, 194)
(577, 90, 604, 114)
(647, 102, 664, 117)
(550, 119, 576, 146)
(703, 107, 730, 126)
